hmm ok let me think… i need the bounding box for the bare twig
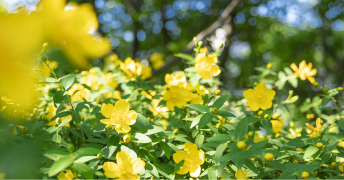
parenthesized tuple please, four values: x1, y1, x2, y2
(152, 0, 242, 76)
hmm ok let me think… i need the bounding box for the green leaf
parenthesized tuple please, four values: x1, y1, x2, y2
(147, 162, 160, 179)
(198, 113, 214, 129)
(52, 134, 61, 143)
(190, 115, 202, 129)
(212, 94, 229, 109)
(59, 118, 72, 127)
(244, 159, 259, 174)
(288, 76, 298, 88)
(160, 142, 171, 159)
(66, 127, 83, 139)
(74, 163, 94, 179)
(287, 138, 306, 147)
(215, 143, 227, 163)
(234, 118, 248, 141)
(261, 120, 272, 135)
(277, 71, 286, 90)
(207, 134, 231, 143)
(207, 166, 217, 179)
(304, 146, 320, 159)
(268, 161, 286, 171)
(53, 91, 66, 104)
(175, 53, 194, 62)
(60, 74, 75, 90)
(321, 97, 332, 108)
(185, 104, 209, 113)
(216, 110, 236, 118)
(74, 147, 100, 158)
(321, 152, 331, 163)
(133, 133, 152, 143)
(174, 160, 184, 173)
(144, 125, 165, 135)
(133, 113, 151, 129)
(48, 154, 74, 176)
(74, 156, 97, 163)
(195, 134, 204, 146)
(248, 139, 268, 153)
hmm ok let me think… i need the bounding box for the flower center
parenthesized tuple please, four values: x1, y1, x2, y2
(254, 91, 266, 103)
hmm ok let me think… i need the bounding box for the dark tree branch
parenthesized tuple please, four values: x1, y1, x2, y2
(152, 0, 242, 76)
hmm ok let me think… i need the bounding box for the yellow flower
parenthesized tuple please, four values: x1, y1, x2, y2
(150, 99, 169, 118)
(37, 0, 110, 68)
(103, 150, 145, 179)
(194, 53, 221, 80)
(290, 60, 317, 84)
(185, 83, 208, 104)
(101, 72, 119, 90)
(100, 99, 137, 133)
(39, 60, 57, 77)
(68, 84, 90, 102)
(47, 115, 73, 127)
(43, 103, 57, 121)
(120, 57, 143, 81)
(243, 82, 275, 111)
(173, 142, 205, 178)
(271, 120, 284, 133)
(158, 119, 169, 130)
(165, 72, 186, 86)
(103, 91, 121, 99)
(149, 53, 164, 69)
(141, 90, 157, 100)
(57, 170, 75, 180)
(141, 65, 152, 80)
(305, 117, 323, 138)
(163, 85, 191, 111)
(81, 68, 99, 90)
(235, 169, 248, 180)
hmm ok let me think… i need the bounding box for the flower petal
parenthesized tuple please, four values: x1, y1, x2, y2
(100, 119, 112, 125)
(210, 65, 221, 76)
(103, 162, 119, 173)
(184, 142, 198, 154)
(126, 110, 137, 125)
(243, 89, 254, 100)
(121, 124, 131, 133)
(260, 100, 272, 110)
(256, 82, 266, 91)
(166, 101, 175, 111)
(114, 99, 129, 113)
(57, 172, 67, 180)
(116, 150, 132, 167)
(290, 63, 298, 72)
(176, 164, 189, 175)
(307, 76, 315, 84)
(235, 169, 247, 180)
(173, 150, 186, 163)
(189, 165, 201, 178)
(265, 89, 276, 100)
(132, 158, 145, 174)
(198, 150, 205, 164)
(248, 100, 260, 111)
(101, 103, 116, 118)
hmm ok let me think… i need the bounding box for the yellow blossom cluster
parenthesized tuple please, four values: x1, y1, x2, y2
(120, 57, 152, 81)
(194, 50, 221, 80)
(290, 60, 317, 84)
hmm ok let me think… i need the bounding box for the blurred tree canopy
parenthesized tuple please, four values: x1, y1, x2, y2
(6, 0, 344, 98)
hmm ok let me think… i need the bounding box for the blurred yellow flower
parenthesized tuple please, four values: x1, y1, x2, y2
(235, 169, 248, 180)
(38, 60, 57, 77)
(150, 99, 169, 118)
(290, 60, 317, 84)
(120, 58, 143, 81)
(81, 68, 99, 90)
(163, 85, 191, 111)
(173, 142, 205, 177)
(305, 117, 323, 138)
(141, 90, 157, 100)
(43, 103, 57, 121)
(103, 150, 145, 179)
(243, 82, 275, 111)
(149, 53, 164, 69)
(101, 72, 119, 90)
(103, 91, 121, 100)
(57, 170, 74, 180)
(185, 83, 208, 104)
(158, 119, 169, 130)
(141, 65, 152, 80)
(271, 120, 284, 133)
(37, 0, 110, 68)
(47, 115, 72, 127)
(68, 84, 90, 102)
(100, 99, 137, 133)
(165, 72, 186, 86)
(194, 53, 221, 80)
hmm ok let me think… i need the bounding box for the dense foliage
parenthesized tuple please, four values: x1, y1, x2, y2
(1, 0, 344, 179)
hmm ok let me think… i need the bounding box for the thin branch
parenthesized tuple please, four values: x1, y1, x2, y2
(152, 0, 242, 76)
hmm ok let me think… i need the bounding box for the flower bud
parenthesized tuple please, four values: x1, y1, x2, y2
(289, 90, 294, 96)
(301, 171, 309, 179)
(338, 87, 343, 91)
(258, 110, 263, 116)
(267, 63, 272, 69)
(237, 141, 246, 150)
(55, 118, 61, 124)
(53, 65, 59, 72)
(22, 127, 28, 133)
(274, 104, 279, 108)
(313, 82, 319, 88)
(97, 153, 103, 159)
(215, 90, 221, 95)
(216, 123, 223, 129)
(57, 156, 60, 161)
(67, 144, 75, 153)
(192, 90, 197, 93)
(106, 124, 113, 129)
(166, 87, 170, 91)
(316, 142, 323, 149)
(272, 113, 281, 119)
(264, 114, 270, 119)
(332, 162, 337, 167)
(219, 43, 223, 48)
(123, 135, 131, 143)
(173, 129, 179, 135)
(203, 94, 208, 99)
(197, 41, 203, 47)
(323, 86, 329, 93)
(212, 107, 218, 114)
(247, 131, 255, 138)
(264, 153, 274, 161)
